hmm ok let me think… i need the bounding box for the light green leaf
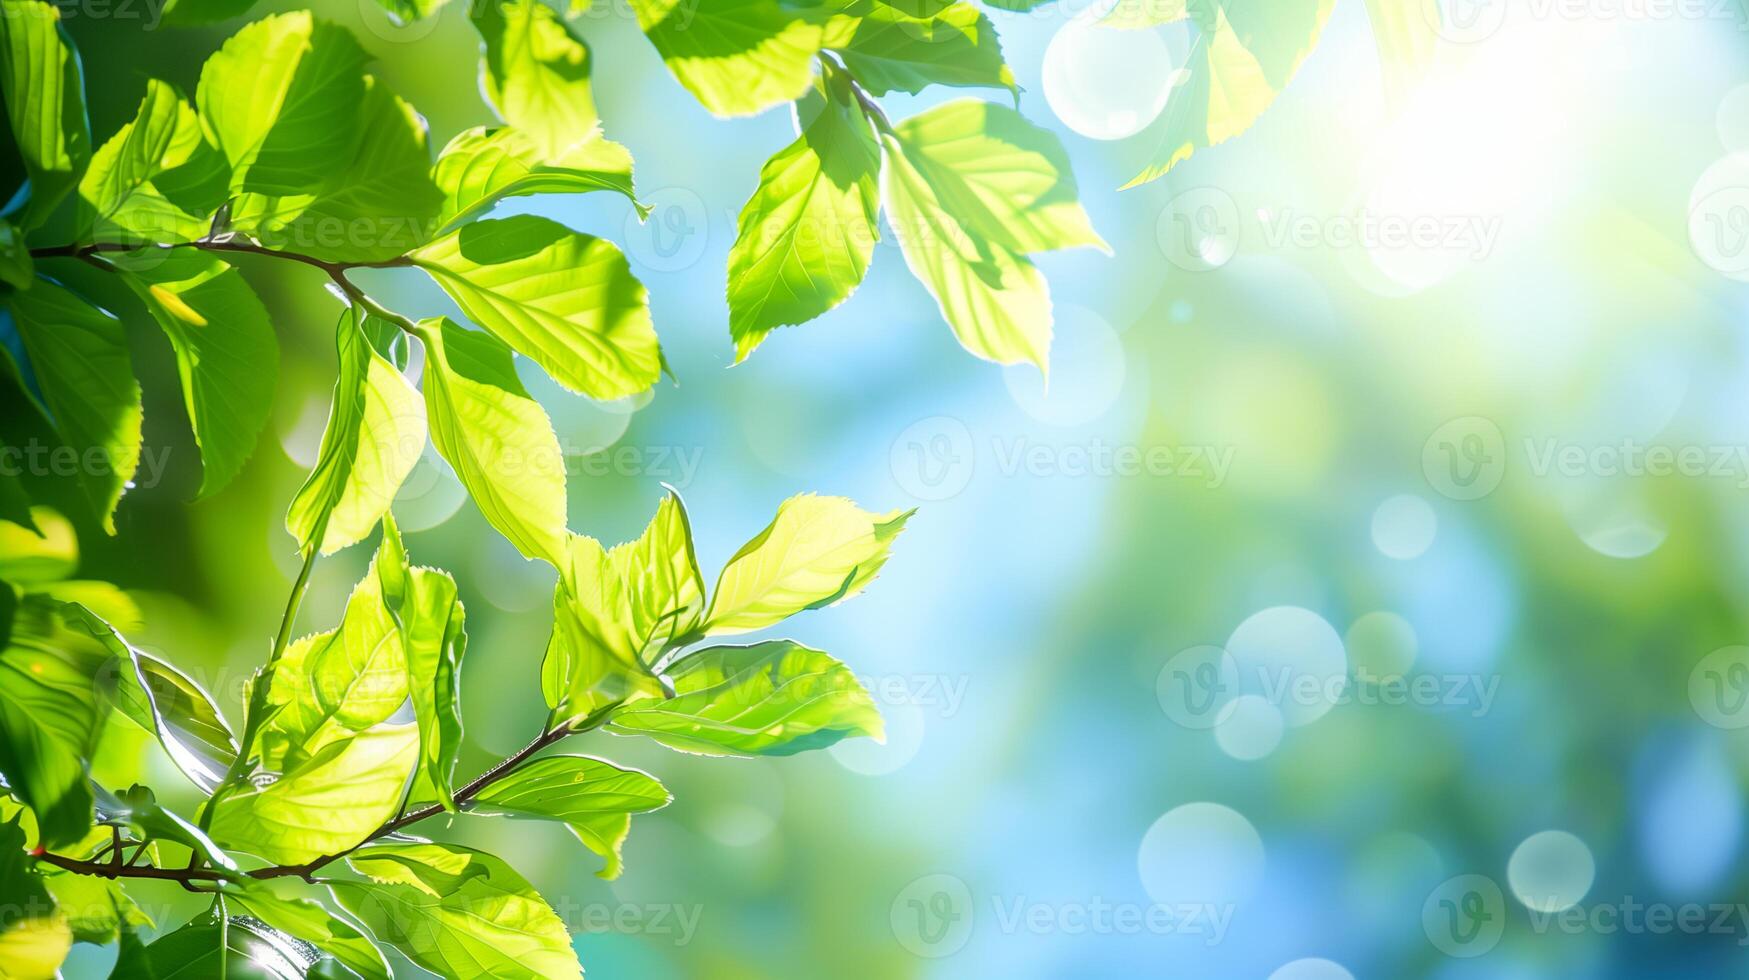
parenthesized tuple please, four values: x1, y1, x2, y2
(42, 873, 150, 945)
(0, 597, 115, 849)
(542, 490, 704, 719)
(230, 75, 443, 264)
(0, 508, 73, 584)
(433, 125, 640, 229)
(416, 317, 568, 565)
(209, 724, 417, 865)
(469, 755, 669, 879)
(0, 0, 90, 230)
(0, 817, 71, 980)
(93, 783, 238, 873)
(196, 11, 370, 198)
(331, 842, 583, 980)
(609, 640, 883, 756)
(142, 915, 321, 979)
(75, 79, 212, 246)
(412, 215, 660, 400)
(225, 885, 390, 980)
(373, 0, 445, 24)
(110, 250, 277, 498)
(0, 221, 31, 290)
(628, 0, 824, 118)
(374, 515, 466, 811)
(703, 493, 910, 635)
(111, 644, 239, 794)
(472, 0, 600, 155)
(4, 279, 141, 532)
(727, 67, 882, 361)
(286, 307, 426, 556)
(1121, 0, 1334, 187)
(833, 0, 1016, 97)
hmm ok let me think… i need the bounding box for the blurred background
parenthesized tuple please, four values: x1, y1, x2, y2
(30, 0, 1749, 975)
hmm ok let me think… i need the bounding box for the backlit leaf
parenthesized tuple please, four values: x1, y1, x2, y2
(628, 0, 824, 118)
(0, 0, 90, 229)
(469, 755, 668, 879)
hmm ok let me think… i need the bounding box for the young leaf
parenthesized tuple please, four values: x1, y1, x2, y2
(542, 490, 704, 719)
(434, 125, 640, 229)
(468, 754, 669, 880)
(832, 0, 1016, 97)
(472, 0, 602, 155)
(209, 724, 417, 864)
(416, 317, 568, 565)
(286, 307, 426, 556)
(608, 640, 883, 755)
(727, 67, 882, 361)
(411, 215, 660, 401)
(0, 817, 71, 979)
(5, 279, 142, 532)
(93, 783, 239, 873)
(141, 915, 321, 979)
(229, 75, 443, 264)
(374, 516, 467, 811)
(331, 842, 583, 980)
(196, 11, 370, 198)
(0, 0, 90, 230)
(225, 885, 391, 980)
(111, 645, 240, 794)
(1121, 0, 1335, 187)
(628, 0, 825, 118)
(76, 79, 213, 246)
(109, 250, 278, 498)
(703, 493, 910, 635)
(0, 596, 115, 849)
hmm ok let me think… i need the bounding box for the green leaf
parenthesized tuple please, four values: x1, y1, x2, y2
(259, 545, 407, 770)
(0, 596, 115, 849)
(0, 221, 31, 290)
(0, 509, 73, 584)
(411, 215, 660, 400)
(41, 873, 149, 945)
(209, 724, 417, 865)
(628, 0, 824, 118)
(472, 0, 601, 156)
(229, 75, 443, 264)
(416, 317, 568, 565)
(703, 493, 909, 635)
(225, 885, 390, 980)
(433, 125, 640, 229)
(0, 0, 90, 230)
(196, 12, 370, 198)
(5, 279, 142, 533)
(542, 489, 704, 719)
(374, 515, 466, 811)
(609, 640, 883, 756)
(93, 783, 239, 873)
(107, 893, 155, 980)
(372, 0, 444, 24)
(832, 0, 1016, 97)
(469, 755, 668, 879)
(142, 915, 321, 979)
(75, 79, 213, 246)
(727, 68, 882, 361)
(109, 250, 277, 498)
(330, 842, 583, 980)
(0, 817, 70, 979)
(109, 639, 239, 794)
(286, 307, 426, 556)
(1121, 0, 1334, 186)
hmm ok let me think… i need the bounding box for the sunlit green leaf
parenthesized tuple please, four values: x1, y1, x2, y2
(0, 817, 70, 979)
(727, 67, 882, 361)
(41, 873, 149, 945)
(609, 640, 884, 756)
(433, 125, 639, 229)
(628, 0, 824, 118)
(833, 0, 1016, 97)
(473, 0, 600, 155)
(5, 279, 141, 533)
(331, 842, 582, 980)
(412, 215, 660, 400)
(0, 509, 73, 584)
(93, 783, 238, 873)
(286, 307, 425, 556)
(142, 914, 319, 979)
(416, 317, 568, 565)
(76, 79, 212, 246)
(210, 724, 417, 865)
(374, 515, 466, 810)
(469, 754, 668, 879)
(109, 250, 277, 499)
(704, 493, 910, 634)
(0, 0, 90, 230)
(111, 643, 239, 794)
(225, 885, 390, 980)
